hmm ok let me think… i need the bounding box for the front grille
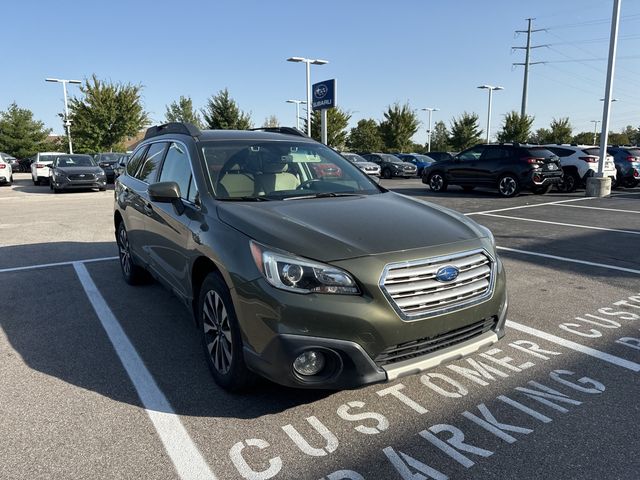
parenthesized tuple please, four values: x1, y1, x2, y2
(380, 249, 494, 320)
(375, 316, 497, 366)
(68, 174, 96, 180)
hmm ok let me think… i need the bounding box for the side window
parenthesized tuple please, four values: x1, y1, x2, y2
(186, 176, 197, 203)
(481, 147, 510, 160)
(458, 146, 485, 161)
(126, 146, 148, 176)
(159, 142, 193, 200)
(135, 142, 167, 183)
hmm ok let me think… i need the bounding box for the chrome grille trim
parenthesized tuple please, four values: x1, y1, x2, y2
(379, 249, 495, 321)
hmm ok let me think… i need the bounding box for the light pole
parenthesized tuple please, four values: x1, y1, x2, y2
(286, 99, 307, 131)
(477, 85, 504, 144)
(590, 120, 601, 145)
(46, 78, 82, 154)
(286, 57, 328, 136)
(421, 108, 439, 152)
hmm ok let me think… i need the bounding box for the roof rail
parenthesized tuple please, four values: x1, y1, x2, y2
(144, 122, 201, 140)
(249, 126, 308, 137)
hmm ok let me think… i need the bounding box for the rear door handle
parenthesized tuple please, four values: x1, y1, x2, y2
(144, 203, 153, 215)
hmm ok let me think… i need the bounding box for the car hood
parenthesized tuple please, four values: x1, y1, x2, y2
(55, 166, 104, 174)
(357, 162, 380, 169)
(394, 162, 416, 168)
(216, 192, 486, 262)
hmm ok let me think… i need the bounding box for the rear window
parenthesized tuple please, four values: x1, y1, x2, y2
(582, 148, 601, 156)
(626, 149, 640, 157)
(523, 147, 557, 159)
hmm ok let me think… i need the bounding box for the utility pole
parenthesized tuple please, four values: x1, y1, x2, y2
(513, 18, 546, 117)
(590, 120, 600, 145)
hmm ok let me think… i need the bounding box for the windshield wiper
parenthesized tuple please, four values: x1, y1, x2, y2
(217, 196, 272, 202)
(284, 192, 363, 200)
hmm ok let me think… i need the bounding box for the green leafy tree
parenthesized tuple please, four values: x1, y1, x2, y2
(262, 115, 280, 128)
(307, 107, 351, 149)
(547, 117, 573, 144)
(379, 102, 421, 153)
(164, 95, 202, 127)
(68, 75, 149, 153)
(608, 132, 630, 145)
(202, 88, 252, 130)
(573, 131, 598, 145)
(528, 127, 551, 144)
(621, 125, 639, 144)
(429, 120, 450, 152)
(0, 102, 52, 158)
(497, 111, 534, 143)
(346, 119, 384, 152)
(449, 112, 483, 151)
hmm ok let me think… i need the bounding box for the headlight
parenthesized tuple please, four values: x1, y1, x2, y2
(250, 241, 360, 295)
(97, 170, 106, 176)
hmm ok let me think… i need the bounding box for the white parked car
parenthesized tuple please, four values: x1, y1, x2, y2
(545, 145, 616, 192)
(0, 156, 13, 186)
(30, 152, 65, 185)
(340, 152, 381, 176)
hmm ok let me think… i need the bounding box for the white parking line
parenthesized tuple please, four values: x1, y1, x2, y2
(506, 320, 640, 372)
(479, 213, 640, 236)
(552, 204, 640, 214)
(73, 262, 217, 480)
(0, 256, 118, 274)
(465, 196, 597, 216)
(497, 246, 640, 275)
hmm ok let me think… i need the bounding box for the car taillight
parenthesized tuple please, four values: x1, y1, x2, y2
(634, 169, 639, 178)
(578, 156, 598, 163)
(0, 164, 6, 169)
(626, 156, 639, 162)
(525, 157, 544, 164)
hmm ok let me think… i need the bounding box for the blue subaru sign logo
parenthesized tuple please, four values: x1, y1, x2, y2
(436, 265, 459, 282)
(311, 79, 337, 110)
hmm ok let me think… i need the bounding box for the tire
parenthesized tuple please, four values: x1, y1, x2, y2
(34, 177, 40, 186)
(462, 186, 475, 192)
(199, 272, 255, 391)
(531, 184, 552, 195)
(382, 168, 392, 179)
(558, 171, 578, 193)
(116, 221, 147, 285)
(428, 172, 448, 192)
(497, 174, 520, 198)
(625, 179, 639, 188)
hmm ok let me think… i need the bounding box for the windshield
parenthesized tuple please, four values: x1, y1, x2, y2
(55, 155, 95, 167)
(342, 153, 366, 163)
(381, 154, 402, 163)
(414, 155, 435, 163)
(201, 140, 382, 200)
(40, 155, 59, 163)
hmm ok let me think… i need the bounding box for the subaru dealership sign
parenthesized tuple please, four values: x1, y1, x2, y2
(312, 79, 336, 110)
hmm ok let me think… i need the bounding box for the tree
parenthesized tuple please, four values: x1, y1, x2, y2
(608, 132, 630, 145)
(0, 102, 52, 158)
(262, 115, 280, 128)
(496, 111, 534, 143)
(67, 75, 149, 153)
(202, 88, 252, 130)
(346, 119, 384, 152)
(429, 121, 450, 152)
(449, 112, 483, 151)
(528, 127, 551, 144)
(573, 131, 598, 145)
(164, 95, 202, 127)
(308, 107, 351, 149)
(547, 117, 573, 144)
(378, 102, 421, 152)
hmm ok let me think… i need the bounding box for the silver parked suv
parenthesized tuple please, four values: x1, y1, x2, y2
(545, 145, 616, 192)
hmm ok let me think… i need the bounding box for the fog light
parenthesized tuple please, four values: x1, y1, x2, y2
(293, 350, 325, 376)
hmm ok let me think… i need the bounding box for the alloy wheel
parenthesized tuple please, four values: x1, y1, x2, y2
(499, 176, 517, 196)
(430, 174, 443, 191)
(203, 290, 233, 375)
(118, 226, 132, 277)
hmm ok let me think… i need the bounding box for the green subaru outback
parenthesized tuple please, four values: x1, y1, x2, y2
(114, 123, 507, 391)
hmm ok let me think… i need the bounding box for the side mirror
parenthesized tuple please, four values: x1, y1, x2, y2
(148, 181, 185, 215)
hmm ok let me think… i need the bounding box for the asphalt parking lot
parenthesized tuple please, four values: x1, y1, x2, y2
(2, 172, 640, 480)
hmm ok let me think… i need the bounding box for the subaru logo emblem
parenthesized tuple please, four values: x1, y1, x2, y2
(314, 84, 328, 99)
(436, 265, 459, 282)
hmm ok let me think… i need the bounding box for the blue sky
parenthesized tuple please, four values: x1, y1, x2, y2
(2, 0, 640, 140)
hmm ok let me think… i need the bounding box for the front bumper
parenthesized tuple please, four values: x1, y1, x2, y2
(234, 241, 508, 389)
(52, 177, 107, 189)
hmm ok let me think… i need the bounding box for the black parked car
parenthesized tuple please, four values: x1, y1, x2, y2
(422, 143, 563, 197)
(49, 154, 107, 193)
(607, 146, 640, 188)
(94, 152, 124, 182)
(113, 153, 130, 179)
(361, 153, 417, 178)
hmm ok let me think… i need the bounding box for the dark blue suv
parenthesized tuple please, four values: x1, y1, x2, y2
(607, 147, 640, 188)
